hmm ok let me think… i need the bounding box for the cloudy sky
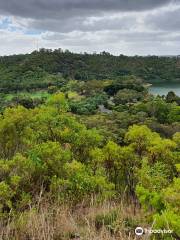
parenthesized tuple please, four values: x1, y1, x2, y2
(0, 0, 180, 56)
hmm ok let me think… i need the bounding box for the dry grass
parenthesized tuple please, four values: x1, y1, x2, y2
(0, 199, 147, 240)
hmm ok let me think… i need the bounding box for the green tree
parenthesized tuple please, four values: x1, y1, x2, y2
(125, 125, 159, 157)
(0, 106, 33, 159)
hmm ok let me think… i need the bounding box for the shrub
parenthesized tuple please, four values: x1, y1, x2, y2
(50, 160, 115, 203)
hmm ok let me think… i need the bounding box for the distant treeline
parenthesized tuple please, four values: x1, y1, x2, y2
(0, 48, 180, 92)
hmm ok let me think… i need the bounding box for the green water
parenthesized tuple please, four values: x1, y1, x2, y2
(149, 83, 180, 96)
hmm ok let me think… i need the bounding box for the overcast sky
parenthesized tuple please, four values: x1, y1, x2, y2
(0, 0, 180, 56)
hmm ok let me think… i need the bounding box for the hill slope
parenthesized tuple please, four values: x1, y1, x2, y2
(0, 49, 180, 92)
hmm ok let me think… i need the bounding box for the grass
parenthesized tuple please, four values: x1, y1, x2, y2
(2, 91, 51, 101)
(0, 198, 146, 240)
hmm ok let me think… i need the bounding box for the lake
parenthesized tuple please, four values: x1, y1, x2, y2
(149, 83, 180, 96)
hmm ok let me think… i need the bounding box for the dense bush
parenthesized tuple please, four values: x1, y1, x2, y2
(1, 50, 180, 93)
(0, 53, 179, 239)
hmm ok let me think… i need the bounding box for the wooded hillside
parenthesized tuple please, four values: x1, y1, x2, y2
(0, 49, 180, 93)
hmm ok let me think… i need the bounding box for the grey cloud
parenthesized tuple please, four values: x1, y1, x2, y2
(43, 30, 179, 45)
(0, 0, 175, 36)
(41, 29, 180, 56)
(0, 0, 180, 56)
(0, 0, 172, 20)
(145, 7, 180, 31)
(30, 15, 137, 33)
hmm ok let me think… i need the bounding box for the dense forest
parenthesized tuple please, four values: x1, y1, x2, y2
(0, 49, 180, 240)
(1, 49, 180, 93)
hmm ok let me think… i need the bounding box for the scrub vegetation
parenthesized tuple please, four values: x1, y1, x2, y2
(0, 49, 179, 240)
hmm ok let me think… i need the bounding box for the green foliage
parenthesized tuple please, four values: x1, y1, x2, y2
(154, 178, 180, 238)
(50, 160, 115, 202)
(125, 125, 159, 156)
(136, 159, 172, 212)
(1, 51, 180, 95)
(136, 164, 180, 238)
(163, 178, 180, 214)
(136, 185, 165, 212)
(146, 98, 172, 123)
(104, 76, 145, 96)
(114, 89, 143, 105)
(0, 181, 14, 212)
(47, 93, 69, 112)
(173, 132, 180, 149)
(166, 91, 180, 104)
(0, 106, 33, 159)
(153, 210, 180, 240)
(152, 178, 180, 238)
(137, 159, 171, 191)
(0, 52, 179, 237)
(70, 93, 108, 115)
(168, 105, 180, 123)
(29, 141, 72, 178)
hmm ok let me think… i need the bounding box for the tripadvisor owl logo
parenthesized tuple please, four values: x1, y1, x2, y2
(135, 227, 144, 236)
(135, 226, 173, 236)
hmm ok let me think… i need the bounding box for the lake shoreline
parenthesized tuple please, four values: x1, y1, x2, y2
(149, 83, 180, 96)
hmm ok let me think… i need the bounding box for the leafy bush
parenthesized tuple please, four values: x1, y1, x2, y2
(50, 160, 115, 203)
(70, 93, 108, 115)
